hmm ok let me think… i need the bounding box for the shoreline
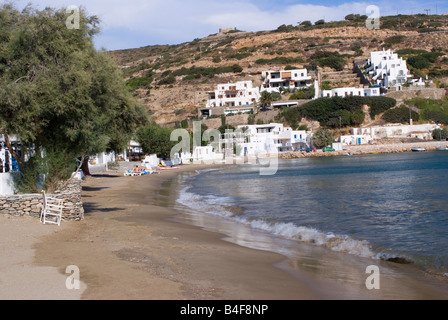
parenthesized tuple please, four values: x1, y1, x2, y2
(279, 141, 448, 159)
(166, 163, 448, 300)
(1, 157, 448, 300)
(31, 164, 325, 299)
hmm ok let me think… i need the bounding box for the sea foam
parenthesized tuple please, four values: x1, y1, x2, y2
(176, 184, 377, 259)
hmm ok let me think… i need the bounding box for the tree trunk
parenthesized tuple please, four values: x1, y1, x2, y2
(81, 156, 91, 176)
(1, 130, 24, 171)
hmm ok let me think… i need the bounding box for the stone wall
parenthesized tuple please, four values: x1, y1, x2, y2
(386, 88, 446, 101)
(0, 180, 84, 221)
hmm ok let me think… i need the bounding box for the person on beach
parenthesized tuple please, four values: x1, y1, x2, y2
(132, 165, 143, 174)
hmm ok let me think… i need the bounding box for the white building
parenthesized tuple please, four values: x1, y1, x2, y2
(232, 123, 312, 156)
(342, 124, 441, 145)
(365, 49, 412, 88)
(261, 69, 312, 93)
(320, 86, 381, 98)
(206, 81, 260, 109)
(192, 146, 223, 163)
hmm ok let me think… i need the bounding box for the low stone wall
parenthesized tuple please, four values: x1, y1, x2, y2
(386, 88, 445, 101)
(0, 180, 84, 221)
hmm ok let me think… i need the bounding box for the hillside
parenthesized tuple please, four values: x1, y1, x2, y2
(110, 14, 448, 128)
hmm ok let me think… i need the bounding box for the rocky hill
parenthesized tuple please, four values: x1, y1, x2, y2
(110, 14, 448, 128)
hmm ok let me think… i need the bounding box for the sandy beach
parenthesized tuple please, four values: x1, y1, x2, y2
(1, 160, 448, 301)
(0, 163, 321, 300)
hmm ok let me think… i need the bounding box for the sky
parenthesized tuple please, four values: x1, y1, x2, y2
(10, 0, 448, 51)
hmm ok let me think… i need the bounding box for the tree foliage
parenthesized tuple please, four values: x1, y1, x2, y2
(298, 96, 396, 128)
(382, 106, 419, 124)
(0, 4, 148, 191)
(432, 128, 448, 141)
(312, 128, 334, 149)
(135, 124, 176, 158)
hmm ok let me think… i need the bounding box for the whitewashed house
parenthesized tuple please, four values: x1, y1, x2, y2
(365, 49, 412, 89)
(261, 69, 312, 93)
(206, 81, 260, 109)
(233, 123, 312, 156)
(89, 151, 116, 166)
(192, 146, 223, 163)
(342, 124, 441, 145)
(320, 86, 381, 98)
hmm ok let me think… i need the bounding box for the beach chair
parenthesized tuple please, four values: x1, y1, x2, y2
(40, 191, 64, 226)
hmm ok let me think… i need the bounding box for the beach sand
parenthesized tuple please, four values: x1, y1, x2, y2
(27, 164, 322, 300)
(2, 162, 448, 300)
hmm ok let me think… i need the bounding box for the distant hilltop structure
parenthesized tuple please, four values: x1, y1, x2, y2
(219, 27, 237, 34)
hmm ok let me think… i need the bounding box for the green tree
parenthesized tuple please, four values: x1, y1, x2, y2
(299, 21, 312, 27)
(259, 91, 273, 108)
(135, 125, 176, 158)
(0, 4, 147, 190)
(432, 128, 448, 141)
(312, 128, 334, 149)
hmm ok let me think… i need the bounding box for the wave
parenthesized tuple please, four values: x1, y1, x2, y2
(176, 184, 381, 260)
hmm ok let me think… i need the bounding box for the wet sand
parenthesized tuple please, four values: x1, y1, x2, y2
(2, 162, 448, 300)
(31, 164, 324, 300)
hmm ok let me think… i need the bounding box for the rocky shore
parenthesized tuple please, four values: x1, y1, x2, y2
(279, 141, 448, 159)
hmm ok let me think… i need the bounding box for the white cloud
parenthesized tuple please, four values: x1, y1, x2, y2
(10, 0, 448, 50)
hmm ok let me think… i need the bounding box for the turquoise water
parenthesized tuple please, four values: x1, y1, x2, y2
(176, 152, 448, 274)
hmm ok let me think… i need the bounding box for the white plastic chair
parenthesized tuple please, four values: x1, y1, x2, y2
(40, 191, 64, 226)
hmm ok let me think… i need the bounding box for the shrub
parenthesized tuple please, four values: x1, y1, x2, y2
(298, 96, 396, 127)
(289, 86, 315, 100)
(255, 56, 304, 65)
(172, 64, 243, 79)
(384, 35, 405, 45)
(280, 107, 302, 129)
(407, 55, 431, 69)
(318, 56, 346, 71)
(158, 74, 176, 85)
(312, 128, 334, 149)
(424, 110, 448, 125)
(432, 128, 448, 140)
(382, 106, 419, 124)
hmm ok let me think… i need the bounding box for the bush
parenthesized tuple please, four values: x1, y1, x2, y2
(13, 151, 76, 193)
(318, 56, 346, 71)
(289, 86, 315, 100)
(407, 55, 431, 69)
(432, 128, 448, 140)
(298, 96, 396, 127)
(424, 110, 448, 125)
(384, 35, 405, 45)
(365, 96, 397, 118)
(172, 64, 243, 79)
(255, 56, 304, 65)
(158, 74, 176, 85)
(382, 106, 419, 124)
(280, 107, 302, 129)
(312, 128, 334, 149)
(126, 71, 154, 91)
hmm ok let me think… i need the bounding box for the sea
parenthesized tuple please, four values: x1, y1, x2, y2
(169, 151, 448, 297)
